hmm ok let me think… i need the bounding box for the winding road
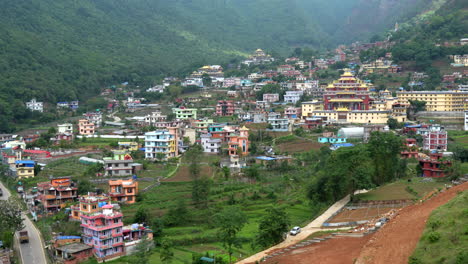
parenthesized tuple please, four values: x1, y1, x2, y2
(0, 182, 48, 264)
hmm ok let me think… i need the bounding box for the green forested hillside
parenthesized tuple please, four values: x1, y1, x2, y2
(0, 0, 447, 131)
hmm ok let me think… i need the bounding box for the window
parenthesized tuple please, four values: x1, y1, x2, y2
(92, 205, 97, 209)
(83, 205, 87, 210)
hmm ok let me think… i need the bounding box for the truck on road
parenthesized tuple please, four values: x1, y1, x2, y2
(19, 231, 29, 243)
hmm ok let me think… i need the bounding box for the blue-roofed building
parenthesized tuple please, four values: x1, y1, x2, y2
(15, 160, 35, 179)
(330, 143, 354, 151)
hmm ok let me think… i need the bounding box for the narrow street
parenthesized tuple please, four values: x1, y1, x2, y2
(0, 182, 48, 264)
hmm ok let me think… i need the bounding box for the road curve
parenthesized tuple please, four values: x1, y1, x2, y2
(0, 182, 48, 264)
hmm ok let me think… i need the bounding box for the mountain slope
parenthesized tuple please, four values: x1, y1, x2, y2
(0, 0, 447, 132)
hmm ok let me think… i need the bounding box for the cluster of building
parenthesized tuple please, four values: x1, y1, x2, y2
(25, 99, 80, 113)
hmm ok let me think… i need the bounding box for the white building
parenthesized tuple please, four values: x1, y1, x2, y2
(464, 110, 468, 131)
(84, 112, 103, 127)
(144, 111, 167, 126)
(284, 91, 304, 104)
(144, 130, 178, 160)
(57, 123, 73, 134)
(26, 98, 43, 112)
(200, 133, 222, 154)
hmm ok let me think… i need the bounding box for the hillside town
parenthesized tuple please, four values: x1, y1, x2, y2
(1, 37, 467, 264)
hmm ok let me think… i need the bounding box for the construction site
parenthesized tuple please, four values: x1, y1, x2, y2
(243, 180, 468, 264)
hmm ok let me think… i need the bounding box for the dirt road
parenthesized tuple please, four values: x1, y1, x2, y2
(355, 182, 468, 264)
(260, 182, 467, 264)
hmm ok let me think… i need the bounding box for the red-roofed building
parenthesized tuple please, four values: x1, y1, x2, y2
(419, 153, 452, 178)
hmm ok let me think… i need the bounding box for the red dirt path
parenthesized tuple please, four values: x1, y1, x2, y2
(261, 182, 468, 264)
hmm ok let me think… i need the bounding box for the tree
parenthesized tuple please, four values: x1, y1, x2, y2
(0, 198, 24, 247)
(202, 73, 212, 87)
(133, 236, 154, 264)
(215, 206, 248, 263)
(159, 238, 174, 264)
(367, 132, 402, 185)
(164, 199, 189, 226)
(408, 100, 427, 120)
(222, 166, 230, 180)
(255, 207, 290, 248)
(77, 179, 95, 195)
(151, 218, 164, 242)
(192, 177, 211, 209)
(387, 118, 402, 129)
(134, 206, 149, 224)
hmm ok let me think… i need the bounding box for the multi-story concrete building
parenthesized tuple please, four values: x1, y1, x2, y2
(26, 98, 43, 112)
(301, 101, 324, 118)
(103, 151, 134, 177)
(144, 130, 178, 160)
(194, 118, 214, 133)
(78, 119, 95, 135)
(419, 153, 452, 178)
(227, 126, 249, 156)
(216, 100, 235, 116)
(108, 179, 138, 204)
(263, 93, 280, 103)
(84, 112, 103, 127)
(57, 123, 73, 134)
(284, 91, 303, 104)
(15, 160, 35, 179)
(397, 90, 468, 112)
(267, 113, 289, 131)
(284, 107, 301, 119)
(172, 108, 197, 120)
(421, 127, 448, 151)
(37, 177, 78, 213)
(144, 111, 167, 126)
(200, 133, 222, 154)
(80, 197, 124, 262)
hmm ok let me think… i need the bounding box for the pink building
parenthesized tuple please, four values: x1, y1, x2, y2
(80, 197, 124, 262)
(284, 107, 301, 119)
(263, 93, 279, 103)
(78, 119, 95, 135)
(228, 126, 249, 156)
(216, 100, 235, 116)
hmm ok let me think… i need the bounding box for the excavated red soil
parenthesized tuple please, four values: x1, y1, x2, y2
(262, 182, 468, 264)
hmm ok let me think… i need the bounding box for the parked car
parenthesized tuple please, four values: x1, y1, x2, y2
(290, 226, 301, 236)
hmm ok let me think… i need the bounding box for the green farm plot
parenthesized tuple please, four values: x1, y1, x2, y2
(355, 177, 448, 201)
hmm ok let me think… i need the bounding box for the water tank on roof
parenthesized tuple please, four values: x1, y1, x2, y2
(337, 127, 365, 138)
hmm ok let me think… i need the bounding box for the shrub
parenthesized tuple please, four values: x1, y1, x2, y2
(429, 220, 442, 230)
(427, 231, 441, 243)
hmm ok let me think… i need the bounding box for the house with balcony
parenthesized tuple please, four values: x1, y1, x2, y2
(78, 119, 95, 135)
(108, 179, 138, 204)
(37, 177, 78, 213)
(227, 126, 249, 156)
(200, 133, 222, 154)
(15, 160, 35, 179)
(284, 107, 301, 119)
(216, 100, 235, 116)
(70, 194, 110, 221)
(419, 125, 448, 151)
(103, 151, 134, 177)
(57, 123, 73, 134)
(263, 93, 279, 103)
(172, 107, 197, 120)
(267, 113, 290, 132)
(419, 153, 452, 177)
(84, 112, 103, 127)
(80, 201, 125, 262)
(284, 91, 304, 104)
(144, 130, 178, 160)
(194, 118, 214, 133)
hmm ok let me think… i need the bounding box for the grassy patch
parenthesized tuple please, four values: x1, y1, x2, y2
(355, 177, 448, 201)
(410, 190, 468, 264)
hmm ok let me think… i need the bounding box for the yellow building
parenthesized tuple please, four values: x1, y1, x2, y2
(301, 101, 324, 118)
(15, 160, 35, 179)
(118, 141, 139, 151)
(311, 110, 395, 124)
(397, 91, 468, 112)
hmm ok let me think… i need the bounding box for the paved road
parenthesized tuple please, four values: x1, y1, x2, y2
(0, 182, 48, 264)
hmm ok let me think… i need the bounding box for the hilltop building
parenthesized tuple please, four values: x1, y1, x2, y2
(227, 126, 249, 156)
(103, 151, 134, 177)
(172, 108, 197, 120)
(304, 70, 396, 124)
(26, 98, 44, 112)
(216, 100, 235, 116)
